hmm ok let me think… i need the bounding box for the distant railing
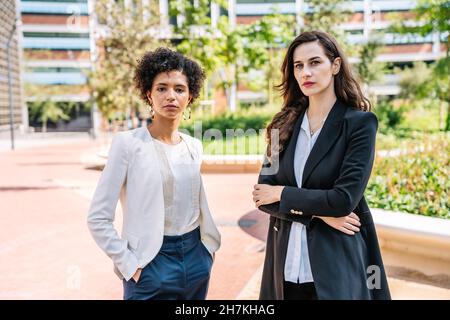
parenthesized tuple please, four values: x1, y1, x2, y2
(20, 1, 89, 15)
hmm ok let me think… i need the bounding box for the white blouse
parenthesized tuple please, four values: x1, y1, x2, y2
(152, 135, 201, 236)
(284, 113, 324, 284)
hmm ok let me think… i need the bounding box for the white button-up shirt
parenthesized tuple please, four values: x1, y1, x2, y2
(284, 113, 323, 284)
(153, 137, 201, 236)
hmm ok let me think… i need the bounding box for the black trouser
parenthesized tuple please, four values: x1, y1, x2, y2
(283, 281, 318, 300)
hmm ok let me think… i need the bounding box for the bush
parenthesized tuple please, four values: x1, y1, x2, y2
(366, 134, 449, 219)
(179, 107, 275, 136)
(373, 100, 406, 131)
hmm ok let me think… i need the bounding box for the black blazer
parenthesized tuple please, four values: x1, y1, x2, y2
(258, 99, 391, 300)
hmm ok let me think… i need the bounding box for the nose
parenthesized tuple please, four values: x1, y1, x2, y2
(166, 88, 176, 101)
(302, 66, 312, 78)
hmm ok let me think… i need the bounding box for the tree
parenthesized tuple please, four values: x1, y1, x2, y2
(170, 0, 243, 110)
(302, 0, 388, 94)
(301, 0, 352, 52)
(397, 61, 433, 100)
(355, 39, 388, 99)
(397, 61, 448, 130)
(25, 84, 73, 132)
(390, 0, 450, 130)
(29, 100, 70, 133)
(88, 0, 167, 125)
(243, 12, 295, 107)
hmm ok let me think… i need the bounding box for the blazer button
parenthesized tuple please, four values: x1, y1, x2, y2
(290, 209, 295, 214)
(298, 211, 303, 215)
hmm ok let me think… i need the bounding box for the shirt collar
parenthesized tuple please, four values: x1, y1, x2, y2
(300, 112, 310, 133)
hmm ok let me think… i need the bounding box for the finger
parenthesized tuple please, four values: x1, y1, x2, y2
(338, 226, 355, 235)
(344, 223, 360, 232)
(349, 212, 360, 221)
(346, 217, 361, 227)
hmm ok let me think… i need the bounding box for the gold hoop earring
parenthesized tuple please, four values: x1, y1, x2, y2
(149, 105, 155, 119)
(183, 106, 191, 120)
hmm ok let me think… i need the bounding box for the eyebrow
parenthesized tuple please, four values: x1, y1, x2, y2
(155, 82, 188, 88)
(293, 56, 322, 64)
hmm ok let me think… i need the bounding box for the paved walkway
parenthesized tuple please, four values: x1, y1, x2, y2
(0, 136, 449, 299)
(0, 131, 93, 152)
(0, 137, 264, 299)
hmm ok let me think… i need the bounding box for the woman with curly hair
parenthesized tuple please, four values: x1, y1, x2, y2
(87, 48, 220, 300)
(252, 31, 391, 300)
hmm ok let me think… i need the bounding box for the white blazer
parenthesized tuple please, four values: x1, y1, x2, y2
(87, 126, 221, 281)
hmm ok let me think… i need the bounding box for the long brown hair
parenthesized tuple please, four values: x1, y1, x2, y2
(266, 30, 370, 158)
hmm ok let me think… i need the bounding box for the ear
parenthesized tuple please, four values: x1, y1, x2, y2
(332, 57, 341, 75)
(146, 91, 152, 104)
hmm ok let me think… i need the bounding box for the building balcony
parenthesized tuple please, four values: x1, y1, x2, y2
(20, 1, 89, 15)
(22, 24, 90, 34)
(24, 60, 92, 69)
(235, 0, 418, 15)
(24, 71, 88, 85)
(347, 33, 434, 45)
(23, 37, 91, 50)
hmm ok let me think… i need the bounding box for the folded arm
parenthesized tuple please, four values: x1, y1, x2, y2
(256, 112, 378, 220)
(279, 112, 378, 217)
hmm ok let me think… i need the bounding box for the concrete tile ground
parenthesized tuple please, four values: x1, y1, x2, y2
(0, 137, 448, 300)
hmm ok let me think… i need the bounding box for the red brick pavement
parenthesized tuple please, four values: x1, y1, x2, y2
(0, 138, 266, 299)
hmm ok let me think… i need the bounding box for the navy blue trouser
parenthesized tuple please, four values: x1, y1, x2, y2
(123, 227, 213, 300)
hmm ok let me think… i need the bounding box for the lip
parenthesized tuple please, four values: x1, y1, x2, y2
(163, 104, 178, 109)
(302, 82, 315, 88)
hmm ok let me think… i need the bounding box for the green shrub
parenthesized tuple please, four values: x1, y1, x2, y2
(373, 100, 406, 131)
(367, 134, 449, 219)
(180, 107, 275, 136)
(202, 134, 267, 155)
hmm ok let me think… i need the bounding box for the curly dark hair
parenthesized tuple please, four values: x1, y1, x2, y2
(134, 47, 205, 106)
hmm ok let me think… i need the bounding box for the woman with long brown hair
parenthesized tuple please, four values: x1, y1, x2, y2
(252, 31, 391, 300)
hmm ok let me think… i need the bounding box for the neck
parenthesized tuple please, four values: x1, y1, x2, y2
(308, 84, 337, 118)
(148, 117, 181, 144)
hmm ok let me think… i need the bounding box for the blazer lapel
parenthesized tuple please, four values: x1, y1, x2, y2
(302, 99, 347, 186)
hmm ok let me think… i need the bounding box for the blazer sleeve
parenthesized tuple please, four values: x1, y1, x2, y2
(86, 132, 140, 281)
(279, 112, 378, 218)
(257, 156, 312, 227)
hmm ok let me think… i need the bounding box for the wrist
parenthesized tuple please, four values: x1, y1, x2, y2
(277, 186, 285, 201)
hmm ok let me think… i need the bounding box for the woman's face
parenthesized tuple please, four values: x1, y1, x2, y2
(146, 70, 191, 120)
(292, 41, 341, 97)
